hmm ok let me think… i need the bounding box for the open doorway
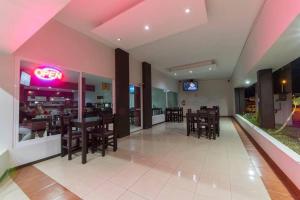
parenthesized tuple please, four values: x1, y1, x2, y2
(129, 84, 142, 132)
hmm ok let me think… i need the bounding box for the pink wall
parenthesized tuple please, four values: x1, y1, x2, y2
(232, 0, 300, 87)
(14, 20, 115, 79)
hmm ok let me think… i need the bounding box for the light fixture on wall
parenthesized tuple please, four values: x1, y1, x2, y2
(245, 80, 250, 85)
(281, 79, 287, 93)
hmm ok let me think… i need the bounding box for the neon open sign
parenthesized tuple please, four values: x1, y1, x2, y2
(34, 67, 63, 81)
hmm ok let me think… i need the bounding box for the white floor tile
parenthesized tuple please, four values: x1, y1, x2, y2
(32, 118, 270, 200)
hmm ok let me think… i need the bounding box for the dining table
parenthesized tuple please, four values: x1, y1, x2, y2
(72, 116, 100, 164)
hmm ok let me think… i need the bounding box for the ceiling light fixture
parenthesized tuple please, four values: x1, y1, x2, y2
(185, 8, 191, 14)
(117, 38, 121, 41)
(245, 80, 251, 85)
(168, 59, 216, 72)
(209, 67, 212, 71)
(144, 25, 150, 31)
(174, 73, 177, 76)
(189, 70, 193, 74)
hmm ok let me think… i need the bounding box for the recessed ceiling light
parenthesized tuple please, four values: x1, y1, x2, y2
(185, 8, 191, 14)
(144, 25, 150, 31)
(189, 70, 193, 74)
(117, 38, 121, 41)
(245, 80, 251, 85)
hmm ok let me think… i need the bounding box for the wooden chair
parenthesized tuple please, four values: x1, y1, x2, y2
(90, 113, 117, 157)
(196, 110, 209, 138)
(200, 106, 207, 110)
(60, 115, 82, 160)
(213, 106, 220, 137)
(180, 107, 184, 122)
(207, 111, 217, 140)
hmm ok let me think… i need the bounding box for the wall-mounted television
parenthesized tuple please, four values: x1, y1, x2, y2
(183, 80, 198, 91)
(20, 71, 31, 86)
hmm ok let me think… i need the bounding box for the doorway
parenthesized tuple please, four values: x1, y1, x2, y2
(129, 84, 142, 132)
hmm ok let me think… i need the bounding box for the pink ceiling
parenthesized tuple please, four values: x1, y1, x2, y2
(55, 0, 144, 30)
(0, 0, 70, 54)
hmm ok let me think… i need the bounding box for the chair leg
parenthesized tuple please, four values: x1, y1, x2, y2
(113, 136, 117, 152)
(61, 139, 66, 157)
(68, 140, 72, 160)
(101, 136, 105, 157)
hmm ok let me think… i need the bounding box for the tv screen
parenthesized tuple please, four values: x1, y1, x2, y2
(183, 80, 198, 91)
(20, 71, 31, 86)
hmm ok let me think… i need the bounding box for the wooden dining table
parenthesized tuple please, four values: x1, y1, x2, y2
(72, 116, 100, 164)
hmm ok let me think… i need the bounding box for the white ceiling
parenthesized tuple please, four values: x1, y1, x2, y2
(55, 0, 264, 80)
(92, 0, 207, 49)
(0, 0, 70, 54)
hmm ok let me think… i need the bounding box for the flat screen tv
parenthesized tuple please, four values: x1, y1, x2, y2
(20, 71, 31, 86)
(183, 80, 198, 91)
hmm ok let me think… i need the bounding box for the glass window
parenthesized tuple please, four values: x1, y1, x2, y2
(18, 60, 79, 142)
(167, 91, 178, 108)
(152, 87, 166, 116)
(83, 73, 113, 117)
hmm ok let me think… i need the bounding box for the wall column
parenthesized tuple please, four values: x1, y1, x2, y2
(115, 48, 130, 137)
(234, 88, 245, 114)
(142, 62, 152, 129)
(257, 69, 275, 129)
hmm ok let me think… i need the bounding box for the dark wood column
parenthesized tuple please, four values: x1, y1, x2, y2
(257, 69, 275, 129)
(115, 48, 130, 138)
(234, 88, 245, 114)
(142, 62, 152, 129)
(82, 77, 86, 119)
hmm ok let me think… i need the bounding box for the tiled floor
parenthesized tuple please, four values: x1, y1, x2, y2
(232, 119, 300, 200)
(12, 166, 80, 200)
(0, 176, 29, 200)
(30, 118, 271, 200)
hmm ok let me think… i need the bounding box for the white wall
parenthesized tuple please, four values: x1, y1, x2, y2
(0, 54, 14, 152)
(0, 150, 9, 178)
(152, 68, 178, 92)
(129, 56, 142, 86)
(178, 80, 233, 116)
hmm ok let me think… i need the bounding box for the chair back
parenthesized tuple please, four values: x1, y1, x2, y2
(60, 115, 72, 136)
(100, 113, 115, 131)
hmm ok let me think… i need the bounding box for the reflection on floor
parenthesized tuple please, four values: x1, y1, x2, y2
(30, 118, 271, 200)
(130, 125, 142, 133)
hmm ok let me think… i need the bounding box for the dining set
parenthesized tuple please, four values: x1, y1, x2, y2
(60, 112, 117, 164)
(165, 107, 184, 122)
(186, 106, 220, 140)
